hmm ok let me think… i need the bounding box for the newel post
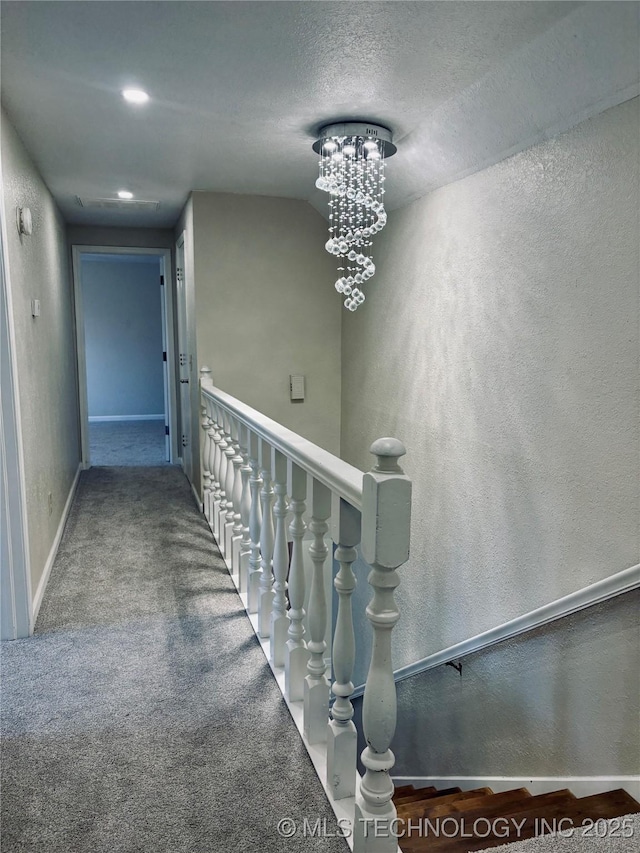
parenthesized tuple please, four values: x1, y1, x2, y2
(353, 438, 411, 853)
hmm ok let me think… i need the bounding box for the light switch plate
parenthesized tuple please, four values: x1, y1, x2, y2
(290, 374, 305, 401)
(31, 298, 40, 317)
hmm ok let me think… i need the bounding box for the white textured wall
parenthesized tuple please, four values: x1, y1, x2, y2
(342, 99, 639, 671)
(354, 590, 640, 778)
(1, 109, 80, 598)
(81, 259, 164, 418)
(191, 192, 342, 461)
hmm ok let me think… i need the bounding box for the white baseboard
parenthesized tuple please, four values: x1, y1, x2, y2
(391, 776, 640, 801)
(88, 414, 165, 422)
(32, 464, 82, 624)
(190, 481, 203, 513)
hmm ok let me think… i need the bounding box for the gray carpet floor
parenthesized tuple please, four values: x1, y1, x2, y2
(1, 467, 348, 853)
(476, 813, 640, 852)
(89, 420, 169, 466)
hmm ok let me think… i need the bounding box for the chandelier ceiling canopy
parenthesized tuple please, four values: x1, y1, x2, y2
(313, 122, 397, 312)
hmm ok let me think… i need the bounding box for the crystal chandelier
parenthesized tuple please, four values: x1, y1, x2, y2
(313, 122, 396, 311)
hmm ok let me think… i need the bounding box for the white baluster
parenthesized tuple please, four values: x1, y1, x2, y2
(327, 498, 360, 800)
(270, 449, 289, 667)
(216, 405, 230, 552)
(247, 430, 263, 614)
(258, 438, 274, 637)
(303, 478, 331, 744)
(229, 418, 244, 579)
(200, 369, 212, 518)
(238, 424, 252, 594)
(201, 403, 212, 515)
(353, 439, 411, 853)
(207, 400, 219, 531)
(285, 462, 309, 701)
(222, 410, 236, 566)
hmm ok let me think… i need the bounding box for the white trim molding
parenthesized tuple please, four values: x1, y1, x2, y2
(353, 564, 640, 698)
(88, 414, 165, 422)
(71, 245, 178, 467)
(32, 465, 82, 624)
(392, 776, 640, 801)
(190, 480, 203, 513)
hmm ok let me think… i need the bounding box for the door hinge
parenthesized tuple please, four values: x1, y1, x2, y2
(163, 351, 167, 361)
(160, 275, 164, 286)
(182, 435, 188, 448)
(165, 425, 170, 436)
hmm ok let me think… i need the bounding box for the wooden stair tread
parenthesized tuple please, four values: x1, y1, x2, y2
(398, 790, 577, 851)
(398, 788, 494, 819)
(393, 785, 417, 798)
(424, 788, 532, 819)
(399, 789, 640, 853)
(393, 786, 439, 805)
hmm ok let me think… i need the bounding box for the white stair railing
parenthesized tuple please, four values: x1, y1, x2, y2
(200, 368, 411, 853)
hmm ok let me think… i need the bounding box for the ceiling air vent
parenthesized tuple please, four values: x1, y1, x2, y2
(75, 196, 160, 212)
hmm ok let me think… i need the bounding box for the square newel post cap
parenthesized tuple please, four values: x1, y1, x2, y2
(200, 365, 212, 386)
(361, 438, 411, 568)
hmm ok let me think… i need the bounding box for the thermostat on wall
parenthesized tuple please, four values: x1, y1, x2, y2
(290, 374, 305, 401)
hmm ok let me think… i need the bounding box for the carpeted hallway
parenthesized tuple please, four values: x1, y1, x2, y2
(89, 420, 169, 466)
(1, 467, 349, 853)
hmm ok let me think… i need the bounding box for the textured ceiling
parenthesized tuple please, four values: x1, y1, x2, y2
(1, 1, 638, 228)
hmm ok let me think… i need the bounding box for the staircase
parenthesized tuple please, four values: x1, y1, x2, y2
(392, 784, 640, 851)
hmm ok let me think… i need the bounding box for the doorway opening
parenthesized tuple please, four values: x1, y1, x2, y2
(71, 246, 178, 467)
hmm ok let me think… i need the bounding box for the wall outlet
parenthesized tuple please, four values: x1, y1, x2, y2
(47, 492, 53, 516)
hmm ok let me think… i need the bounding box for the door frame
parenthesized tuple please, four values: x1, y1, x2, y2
(175, 231, 193, 481)
(71, 245, 178, 466)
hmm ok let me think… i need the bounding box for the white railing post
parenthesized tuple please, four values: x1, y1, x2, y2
(258, 438, 275, 637)
(230, 418, 244, 579)
(285, 462, 309, 701)
(327, 498, 360, 800)
(200, 368, 212, 518)
(209, 400, 222, 537)
(207, 401, 220, 531)
(238, 424, 252, 594)
(353, 439, 411, 853)
(303, 478, 331, 744)
(222, 410, 236, 563)
(247, 430, 263, 614)
(270, 449, 289, 667)
(216, 405, 230, 552)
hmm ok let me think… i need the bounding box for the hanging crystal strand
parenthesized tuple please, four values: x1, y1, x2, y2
(247, 431, 263, 614)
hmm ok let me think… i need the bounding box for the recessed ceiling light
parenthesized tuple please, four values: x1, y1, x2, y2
(122, 88, 149, 105)
(117, 190, 134, 199)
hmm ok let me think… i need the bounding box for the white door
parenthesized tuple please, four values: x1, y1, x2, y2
(175, 235, 192, 481)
